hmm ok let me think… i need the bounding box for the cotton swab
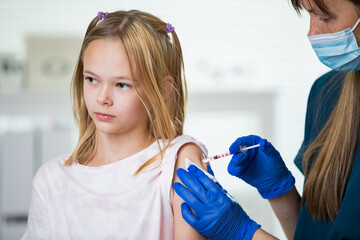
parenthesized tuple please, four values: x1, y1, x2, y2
(202, 144, 260, 163)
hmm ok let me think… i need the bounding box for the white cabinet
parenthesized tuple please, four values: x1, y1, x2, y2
(0, 92, 73, 240)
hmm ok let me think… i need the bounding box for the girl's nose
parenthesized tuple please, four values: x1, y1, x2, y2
(96, 87, 113, 106)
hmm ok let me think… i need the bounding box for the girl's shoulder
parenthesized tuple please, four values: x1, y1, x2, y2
(158, 134, 208, 175)
(38, 154, 70, 172)
(32, 154, 70, 186)
(161, 134, 208, 178)
(168, 135, 208, 157)
(158, 135, 208, 203)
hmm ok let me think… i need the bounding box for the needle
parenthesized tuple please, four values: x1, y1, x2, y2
(202, 144, 260, 163)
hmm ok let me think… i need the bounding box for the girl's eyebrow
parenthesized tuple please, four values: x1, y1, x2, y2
(114, 75, 133, 81)
(83, 70, 99, 77)
(83, 70, 132, 81)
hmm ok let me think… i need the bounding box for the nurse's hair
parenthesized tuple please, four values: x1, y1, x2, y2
(291, 0, 360, 16)
(291, 0, 360, 222)
(65, 10, 187, 173)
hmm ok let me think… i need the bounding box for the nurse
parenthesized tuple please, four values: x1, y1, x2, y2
(174, 0, 360, 239)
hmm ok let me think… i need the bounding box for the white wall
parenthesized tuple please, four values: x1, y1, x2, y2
(0, 0, 332, 239)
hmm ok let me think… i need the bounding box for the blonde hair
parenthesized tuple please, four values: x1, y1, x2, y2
(65, 10, 187, 173)
(291, 0, 360, 222)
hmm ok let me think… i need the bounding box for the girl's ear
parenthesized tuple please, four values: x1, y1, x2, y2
(163, 75, 174, 100)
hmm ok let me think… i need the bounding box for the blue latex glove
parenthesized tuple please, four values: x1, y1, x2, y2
(173, 165, 260, 240)
(228, 135, 295, 199)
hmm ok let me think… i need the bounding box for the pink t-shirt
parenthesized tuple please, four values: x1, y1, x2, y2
(22, 135, 207, 240)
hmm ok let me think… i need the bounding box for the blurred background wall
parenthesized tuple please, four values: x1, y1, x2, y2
(0, 0, 331, 239)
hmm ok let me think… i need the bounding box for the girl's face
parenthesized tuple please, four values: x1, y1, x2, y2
(304, 0, 360, 39)
(83, 39, 149, 136)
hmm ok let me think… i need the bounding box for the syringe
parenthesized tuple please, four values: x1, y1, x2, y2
(202, 143, 260, 163)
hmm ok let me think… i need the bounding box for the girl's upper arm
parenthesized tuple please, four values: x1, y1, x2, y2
(22, 165, 52, 240)
(172, 142, 209, 240)
(22, 184, 52, 240)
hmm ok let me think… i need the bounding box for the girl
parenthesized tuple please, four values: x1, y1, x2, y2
(22, 10, 209, 240)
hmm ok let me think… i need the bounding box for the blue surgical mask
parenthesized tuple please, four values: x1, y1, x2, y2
(308, 19, 360, 72)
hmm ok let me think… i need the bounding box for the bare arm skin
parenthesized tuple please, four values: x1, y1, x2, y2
(252, 187, 300, 240)
(252, 228, 279, 240)
(268, 186, 301, 240)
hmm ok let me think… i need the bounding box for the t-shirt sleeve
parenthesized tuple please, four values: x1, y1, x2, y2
(21, 169, 52, 239)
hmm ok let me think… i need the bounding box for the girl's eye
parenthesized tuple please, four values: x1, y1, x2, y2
(86, 77, 98, 84)
(117, 83, 130, 89)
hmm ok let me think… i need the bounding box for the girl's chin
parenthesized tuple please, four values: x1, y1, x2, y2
(94, 125, 121, 135)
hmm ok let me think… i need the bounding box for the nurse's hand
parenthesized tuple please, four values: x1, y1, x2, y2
(173, 165, 260, 240)
(228, 135, 295, 199)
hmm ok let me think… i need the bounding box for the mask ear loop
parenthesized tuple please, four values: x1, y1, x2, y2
(351, 18, 360, 32)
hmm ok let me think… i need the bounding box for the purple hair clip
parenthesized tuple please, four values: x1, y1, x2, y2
(97, 11, 108, 20)
(166, 23, 175, 33)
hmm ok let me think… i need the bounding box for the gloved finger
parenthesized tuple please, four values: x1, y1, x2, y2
(259, 138, 268, 151)
(207, 164, 215, 176)
(260, 138, 281, 160)
(180, 202, 199, 227)
(229, 137, 243, 154)
(227, 158, 246, 177)
(214, 180, 224, 190)
(188, 165, 221, 195)
(176, 168, 208, 203)
(229, 135, 261, 154)
(228, 151, 247, 167)
(174, 182, 205, 213)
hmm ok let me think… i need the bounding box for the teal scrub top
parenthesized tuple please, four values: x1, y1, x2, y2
(294, 70, 360, 239)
